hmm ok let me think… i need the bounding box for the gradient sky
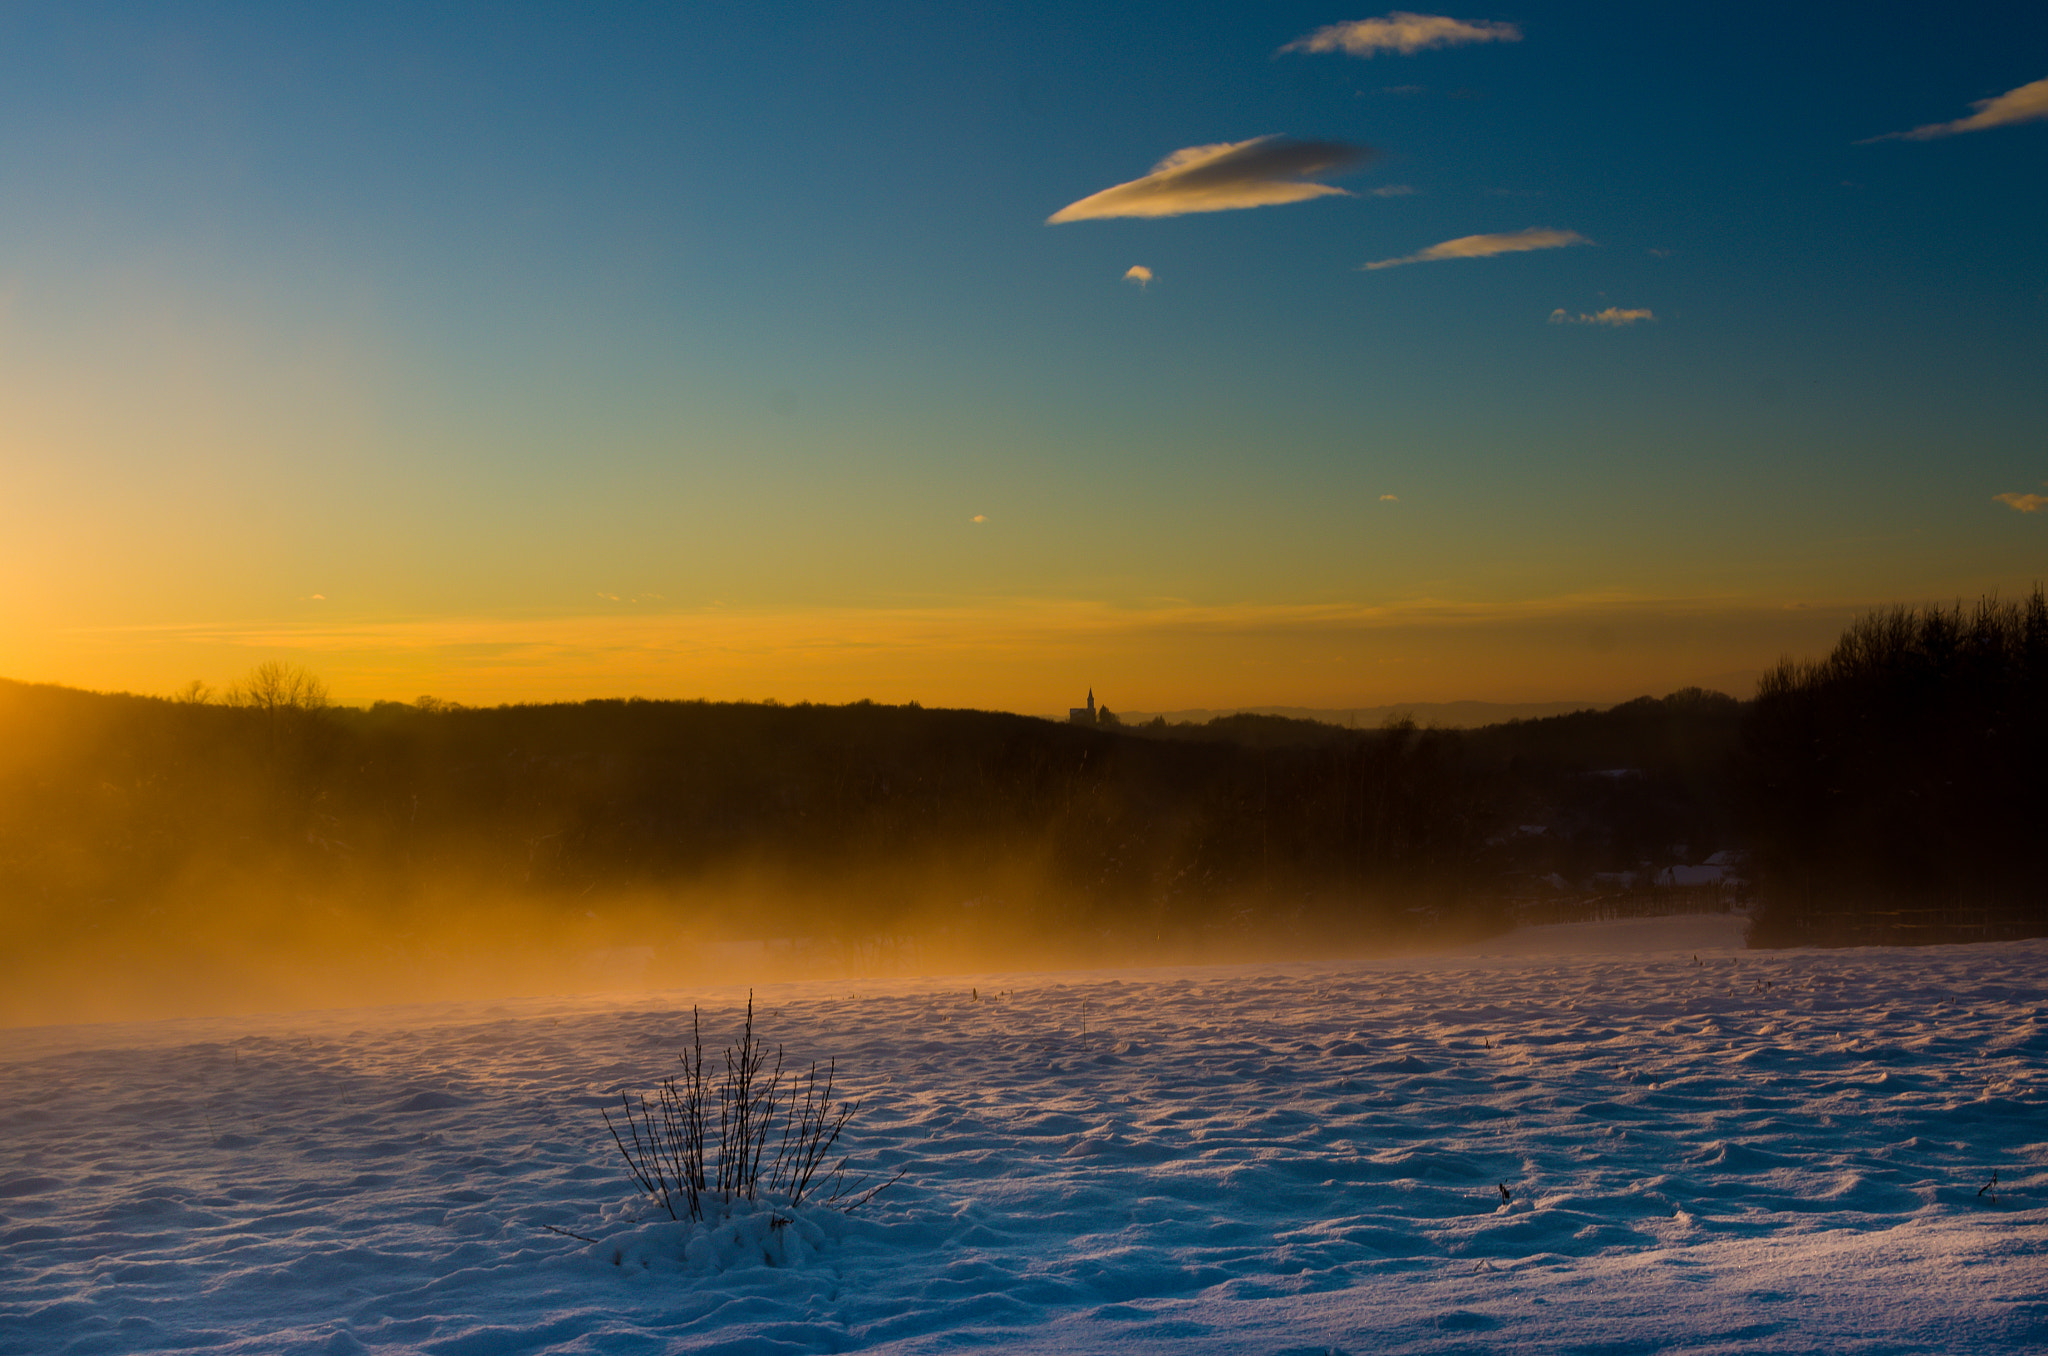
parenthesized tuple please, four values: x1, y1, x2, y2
(3, 2, 2043, 712)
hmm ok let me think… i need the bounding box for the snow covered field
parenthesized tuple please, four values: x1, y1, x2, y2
(4, 918, 2043, 1354)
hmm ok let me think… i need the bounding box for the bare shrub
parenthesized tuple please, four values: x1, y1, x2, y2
(604, 995, 899, 1222)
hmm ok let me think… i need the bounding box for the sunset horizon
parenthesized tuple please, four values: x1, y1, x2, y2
(11, 588, 1901, 714)
(3, 7, 2043, 1353)
(4, 6, 2040, 712)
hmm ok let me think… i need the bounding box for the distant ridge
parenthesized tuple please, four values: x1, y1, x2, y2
(1107, 701, 1609, 730)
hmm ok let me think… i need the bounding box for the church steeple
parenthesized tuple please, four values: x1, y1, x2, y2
(1069, 688, 1099, 724)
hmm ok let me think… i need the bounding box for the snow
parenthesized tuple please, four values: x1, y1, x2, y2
(1654, 865, 1728, 887)
(3, 919, 2043, 1354)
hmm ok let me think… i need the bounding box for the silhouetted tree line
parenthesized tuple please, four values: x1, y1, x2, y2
(2, 589, 2041, 969)
(0, 680, 1633, 964)
(1462, 687, 1746, 891)
(1740, 587, 2047, 945)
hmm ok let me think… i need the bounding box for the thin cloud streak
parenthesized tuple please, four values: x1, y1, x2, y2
(1282, 13, 1523, 58)
(1049, 137, 1373, 222)
(1862, 76, 2048, 142)
(83, 593, 1831, 658)
(1549, 306, 1654, 326)
(1364, 227, 1589, 270)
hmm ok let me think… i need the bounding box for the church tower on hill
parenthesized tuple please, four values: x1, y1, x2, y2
(1069, 689, 1096, 724)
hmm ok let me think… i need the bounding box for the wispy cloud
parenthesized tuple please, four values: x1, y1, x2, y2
(1364, 227, 1589, 270)
(1282, 13, 1522, 58)
(1863, 76, 2048, 142)
(1994, 490, 2045, 513)
(1370, 184, 1419, 197)
(1549, 306, 1654, 326)
(1124, 265, 1154, 287)
(1048, 137, 1373, 222)
(971, 513, 989, 524)
(1379, 493, 1401, 502)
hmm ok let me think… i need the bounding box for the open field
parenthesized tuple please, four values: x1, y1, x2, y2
(3, 918, 2043, 1354)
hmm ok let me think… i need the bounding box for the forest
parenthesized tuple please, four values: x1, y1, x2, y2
(2, 589, 2041, 1019)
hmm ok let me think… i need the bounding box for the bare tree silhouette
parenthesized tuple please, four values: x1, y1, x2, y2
(224, 661, 329, 714)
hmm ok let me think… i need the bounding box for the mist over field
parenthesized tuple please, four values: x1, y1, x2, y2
(6, 590, 2042, 1027)
(1, 597, 2042, 1356)
(0, 679, 1515, 1025)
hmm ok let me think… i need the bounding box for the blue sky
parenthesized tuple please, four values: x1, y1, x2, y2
(2, 2, 2042, 709)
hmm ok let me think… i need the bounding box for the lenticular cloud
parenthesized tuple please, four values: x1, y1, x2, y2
(1282, 12, 1523, 58)
(1864, 75, 2048, 142)
(1550, 306, 1654, 326)
(1364, 226, 1590, 269)
(1048, 137, 1373, 223)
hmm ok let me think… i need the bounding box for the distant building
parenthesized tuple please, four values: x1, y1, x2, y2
(1069, 689, 1096, 724)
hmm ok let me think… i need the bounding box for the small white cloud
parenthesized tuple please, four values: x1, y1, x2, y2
(1994, 491, 2045, 513)
(1282, 13, 1523, 58)
(1863, 76, 2048, 142)
(1369, 184, 1419, 197)
(1049, 137, 1373, 222)
(1124, 265, 1154, 287)
(971, 513, 989, 524)
(1364, 226, 1590, 270)
(1549, 306, 1654, 326)
(1379, 493, 1400, 502)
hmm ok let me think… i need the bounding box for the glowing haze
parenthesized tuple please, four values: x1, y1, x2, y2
(2, 4, 2042, 712)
